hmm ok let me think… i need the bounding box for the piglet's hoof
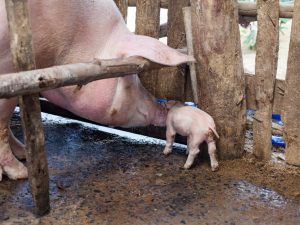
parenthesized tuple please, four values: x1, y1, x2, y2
(211, 162, 219, 172)
(163, 148, 172, 156)
(183, 163, 192, 170)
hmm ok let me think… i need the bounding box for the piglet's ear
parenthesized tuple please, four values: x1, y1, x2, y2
(117, 34, 194, 66)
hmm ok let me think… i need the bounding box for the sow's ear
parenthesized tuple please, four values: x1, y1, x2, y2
(117, 34, 195, 66)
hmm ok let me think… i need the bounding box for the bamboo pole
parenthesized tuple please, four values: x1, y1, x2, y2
(253, 0, 279, 161)
(190, 0, 246, 159)
(5, 0, 49, 216)
(156, 0, 190, 101)
(283, 0, 300, 166)
(135, 0, 160, 96)
(183, 7, 199, 105)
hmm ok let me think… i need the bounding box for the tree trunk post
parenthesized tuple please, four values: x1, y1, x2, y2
(5, 0, 50, 216)
(156, 0, 190, 101)
(190, 0, 246, 159)
(183, 7, 199, 105)
(253, 0, 279, 161)
(135, 0, 160, 96)
(283, 0, 300, 166)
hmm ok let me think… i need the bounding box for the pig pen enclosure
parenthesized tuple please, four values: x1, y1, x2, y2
(0, 0, 299, 224)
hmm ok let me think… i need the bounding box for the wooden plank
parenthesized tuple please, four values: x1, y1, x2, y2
(183, 7, 199, 105)
(283, 0, 300, 166)
(253, 0, 279, 161)
(114, 0, 128, 22)
(190, 0, 246, 159)
(5, 0, 49, 216)
(135, 0, 160, 96)
(156, 0, 190, 101)
(246, 74, 285, 115)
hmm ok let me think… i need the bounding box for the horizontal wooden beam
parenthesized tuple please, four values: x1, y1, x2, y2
(239, 2, 293, 18)
(0, 55, 190, 99)
(129, 0, 294, 18)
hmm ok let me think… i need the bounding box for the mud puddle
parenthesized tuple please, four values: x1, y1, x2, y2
(0, 112, 299, 225)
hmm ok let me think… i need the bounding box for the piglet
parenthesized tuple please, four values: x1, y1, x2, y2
(163, 102, 219, 171)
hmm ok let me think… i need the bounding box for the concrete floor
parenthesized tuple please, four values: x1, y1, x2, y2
(0, 112, 299, 225)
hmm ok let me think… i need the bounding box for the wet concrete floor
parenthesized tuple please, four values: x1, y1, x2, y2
(0, 113, 299, 225)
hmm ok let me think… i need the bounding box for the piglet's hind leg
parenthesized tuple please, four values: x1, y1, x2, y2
(207, 141, 219, 171)
(184, 136, 203, 169)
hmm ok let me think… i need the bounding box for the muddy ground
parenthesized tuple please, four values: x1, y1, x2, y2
(0, 113, 299, 225)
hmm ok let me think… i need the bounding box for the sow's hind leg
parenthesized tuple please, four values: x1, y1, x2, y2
(0, 98, 28, 181)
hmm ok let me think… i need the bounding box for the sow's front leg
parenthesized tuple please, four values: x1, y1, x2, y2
(0, 98, 28, 181)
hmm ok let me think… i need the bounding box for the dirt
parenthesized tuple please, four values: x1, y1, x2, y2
(0, 112, 299, 225)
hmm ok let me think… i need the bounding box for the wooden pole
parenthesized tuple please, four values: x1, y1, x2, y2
(190, 0, 246, 159)
(114, 0, 128, 22)
(183, 7, 199, 105)
(0, 57, 176, 98)
(253, 0, 279, 161)
(135, 0, 160, 96)
(246, 75, 285, 115)
(5, 0, 50, 215)
(156, 0, 190, 101)
(283, 0, 300, 166)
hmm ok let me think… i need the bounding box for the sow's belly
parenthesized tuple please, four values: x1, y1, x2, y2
(41, 79, 118, 125)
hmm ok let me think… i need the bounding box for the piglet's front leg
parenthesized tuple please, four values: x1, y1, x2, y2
(163, 129, 175, 155)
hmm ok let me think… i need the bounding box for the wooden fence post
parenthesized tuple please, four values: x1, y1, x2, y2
(283, 0, 300, 166)
(190, 0, 246, 159)
(253, 0, 279, 161)
(135, 0, 160, 96)
(183, 7, 199, 105)
(5, 0, 50, 215)
(156, 0, 190, 101)
(114, 0, 128, 22)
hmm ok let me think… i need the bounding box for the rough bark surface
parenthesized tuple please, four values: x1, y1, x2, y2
(246, 74, 285, 115)
(5, 0, 49, 216)
(156, 0, 190, 101)
(114, 0, 128, 22)
(253, 0, 279, 161)
(283, 0, 300, 166)
(135, 0, 160, 96)
(190, 0, 246, 159)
